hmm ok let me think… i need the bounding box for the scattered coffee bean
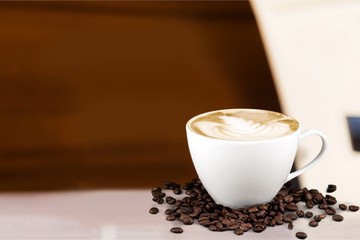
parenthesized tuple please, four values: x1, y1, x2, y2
(165, 209, 173, 215)
(253, 223, 266, 233)
(349, 205, 359, 212)
(286, 213, 298, 220)
(288, 222, 294, 230)
(166, 214, 176, 221)
(306, 200, 314, 209)
(326, 195, 337, 205)
(283, 216, 292, 223)
(174, 188, 182, 195)
(296, 231, 307, 239)
(309, 220, 318, 227)
(305, 211, 313, 218)
(286, 203, 299, 211)
(296, 210, 305, 218)
(339, 204, 347, 210)
(208, 225, 217, 231)
(325, 206, 336, 215)
(166, 196, 176, 205)
(170, 227, 183, 234)
(150, 179, 358, 238)
(284, 194, 294, 203)
(314, 215, 322, 222)
(248, 206, 259, 213)
(149, 207, 159, 214)
(332, 214, 344, 222)
(156, 198, 164, 204)
(327, 184, 337, 193)
(182, 216, 194, 225)
(305, 191, 313, 201)
(163, 181, 174, 189)
(318, 203, 328, 209)
(234, 228, 244, 235)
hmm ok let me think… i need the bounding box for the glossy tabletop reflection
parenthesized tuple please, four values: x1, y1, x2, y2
(0, 190, 359, 239)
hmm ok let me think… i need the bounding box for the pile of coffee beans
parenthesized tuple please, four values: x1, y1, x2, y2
(149, 178, 359, 239)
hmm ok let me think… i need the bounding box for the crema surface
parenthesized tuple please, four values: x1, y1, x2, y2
(189, 109, 298, 141)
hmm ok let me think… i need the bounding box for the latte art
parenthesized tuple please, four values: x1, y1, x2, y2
(189, 109, 298, 141)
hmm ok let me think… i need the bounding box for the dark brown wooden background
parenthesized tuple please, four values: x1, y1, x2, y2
(0, 1, 280, 190)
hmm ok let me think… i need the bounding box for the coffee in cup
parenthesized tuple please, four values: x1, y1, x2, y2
(186, 109, 327, 208)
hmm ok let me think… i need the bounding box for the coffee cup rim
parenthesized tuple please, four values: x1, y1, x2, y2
(186, 108, 300, 142)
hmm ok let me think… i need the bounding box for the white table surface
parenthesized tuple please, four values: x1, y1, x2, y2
(0, 190, 359, 239)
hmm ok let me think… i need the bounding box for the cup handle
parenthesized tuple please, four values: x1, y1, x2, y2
(286, 129, 328, 182)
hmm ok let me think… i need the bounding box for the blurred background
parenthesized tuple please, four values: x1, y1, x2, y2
(0, 1, 281, 190)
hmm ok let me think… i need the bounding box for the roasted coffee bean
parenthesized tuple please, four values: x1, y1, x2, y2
(312, 193, 324, 204)
(305, 191, 313, 201)
(226, 222, 240, 230)
(239, 223, 252, 232)
(170, 227, 183, 234)
(208, 224, 217, 231)
(151, 187, 162, 195)
(275, 219, 283, 225)
(198, 219, 210, 226)
(259, 204, 269, 210)
(151, 192, 164, 199)
(189, 206, 201, 218)
(305, 211, 313, 218)
(325, 206, 336, 215)
(165, 209, 173, 215)
(296, 231, 307, 239)
(306, 200, 314, 209)
(215, 221, 223, 229)
(149, 207, 159, 214)
(286, 203, 298, 211)
(163, 181, 174, 189)
(248, 206, 259, 213)
(283, 216, 292, 223)
(286, 213, 298, 220)
(253, 223, 266, 233)
(284, 194, 294, 203)
(318, 203, 328, 209)
(309, 220, 318, 227)
(332, 214, 344, 222)
(225, 212, 237, 219)
(166, 196, 176, 205)
(166, 214, 176, 221)
(339, 204, 347, 210)
(314, 215, 321, 222)
(326, 195, 337, 205)
(327, 184, 337, 193)
(349, 205, 359, 212)
(174, 188, 182, 195)
(221, 218, 231, 225)
(175, 200, 182, 207)
(288, 222, 294, 230)
(296, 210, 305, 218)
(257, 209, 267, 218)
(234, 228, 244, 235)
(264, 216, 272, 226)
(182, 216, 194, 225)
(152, 191, 166, 198)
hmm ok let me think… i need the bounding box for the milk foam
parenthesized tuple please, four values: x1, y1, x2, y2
(189, 109, 298, 141)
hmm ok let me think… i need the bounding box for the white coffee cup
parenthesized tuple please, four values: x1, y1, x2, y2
(186, 109, 327, 209)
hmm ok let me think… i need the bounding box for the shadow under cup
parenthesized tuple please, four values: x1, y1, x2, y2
(185, 109, 326, 209)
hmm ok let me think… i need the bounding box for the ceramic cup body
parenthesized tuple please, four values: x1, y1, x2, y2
(186, 109, 327, 209)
